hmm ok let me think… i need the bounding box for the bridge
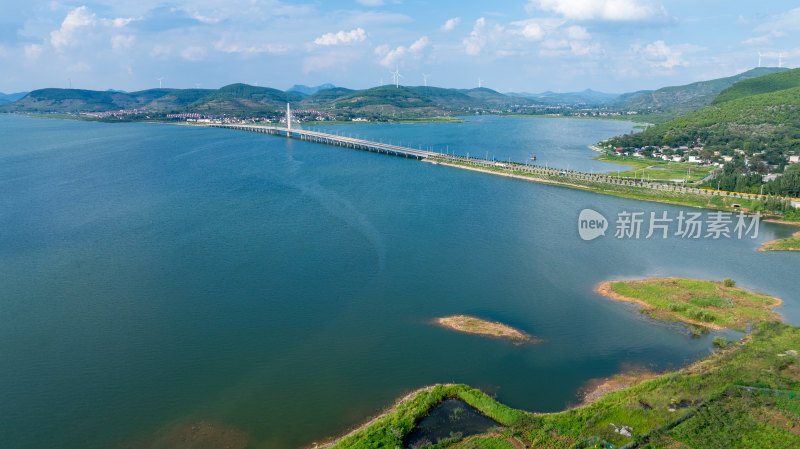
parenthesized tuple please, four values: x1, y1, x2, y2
(208, 105, 800, 208)
(210, 123, 436, 160)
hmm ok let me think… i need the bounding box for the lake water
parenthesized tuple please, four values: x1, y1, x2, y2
(1, 115, 797, 449)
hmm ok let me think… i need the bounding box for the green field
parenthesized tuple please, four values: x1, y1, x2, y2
(595, 154, 714, 183)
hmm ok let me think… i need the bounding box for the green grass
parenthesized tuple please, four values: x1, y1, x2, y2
(330, 385, 527, 449)
(607, 278, 781, 332)
(761, 231, 800, 252)
(595, 154, 713, 182)
(645, 387, 800, 448)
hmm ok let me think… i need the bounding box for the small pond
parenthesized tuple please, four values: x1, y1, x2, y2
(404, 399, 501, 448)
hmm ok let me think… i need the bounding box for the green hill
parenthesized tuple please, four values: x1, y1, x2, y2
(324, 85, 445, 118)
(609, 84, 800, 156)
(0, 88, 155, 112)
(405, 86, 477, 107)
(713, 67, 800, 104)
(144, 89, 216, 112)
(617, 67, 788, 121)
(509, 89, 620, 106)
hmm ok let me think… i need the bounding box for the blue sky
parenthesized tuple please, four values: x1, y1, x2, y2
(1, 0, 798, 93)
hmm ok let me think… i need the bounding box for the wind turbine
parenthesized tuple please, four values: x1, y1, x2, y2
(779, 52, 784, 68)
(422, 73, 431, 87)
(157, 77, 164, 89)
(477, 78, 484, 88)
(758, 52, 762, 68)
(391, 67, 403, 88)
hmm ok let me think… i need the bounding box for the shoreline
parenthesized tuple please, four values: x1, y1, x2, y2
(310, 385, 444, 449)
(576, 369, 659, 407)
(424, 159, 737, 212)
(758, 230, 800, 252)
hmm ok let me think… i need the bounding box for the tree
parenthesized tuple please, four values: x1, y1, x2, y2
(723, 278, 736, 287)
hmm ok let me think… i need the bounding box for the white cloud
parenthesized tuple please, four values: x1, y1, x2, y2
(50, 6, 137, 52)
(189, 12, 221, 24)
(632, 40, 686, 69)
(565, 25, 590, 40)
(51, 6, 96, 50)
(25, 44, 43, 61)
(111, 34, 135, 50)
(510, 18, 564, 41)
(463, 17, 488, 55)
(755, 8, 800, 33)
(104, 17, 137, 28)
(409, 36, 429, 53)
(376, 36, 429, 67)
(181, 46, 207, 61)
(742, 31, 785, 46)
(0, 44, 7, 58)
(528, 0, 667, 21)
(441, 17, 460, 32)
(214, 37, 288, 54)
(356, 0, 385, 5)
(519, 22, 545, 40)
(378, 45, 406, 67)
(314, 28, 367, 46)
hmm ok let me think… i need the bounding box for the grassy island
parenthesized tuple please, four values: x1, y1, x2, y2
(436, 315, 533, 343)
(596, 278, 782, 332)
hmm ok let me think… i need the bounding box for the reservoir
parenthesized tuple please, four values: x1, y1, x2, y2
(0, 115, 797, 449)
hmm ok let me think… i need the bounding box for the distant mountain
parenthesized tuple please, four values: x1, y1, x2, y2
(0, 88, 175, 112)
(508, 89, 620, 106)
(0, 91, 31, 106)
(287, 83, 336, 96)
(187, 83, 304, 115)
(300, 87, 356, 106)
(713, 68, 800, 104)
(0, 84, 306, 115)
(0, 82, 544, 119)
(615, 67, 789, 119)
(456, 87, 534, 107)
(321, 86, 536, 118)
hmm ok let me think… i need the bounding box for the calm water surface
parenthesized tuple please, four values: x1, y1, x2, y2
(0, 115, 797, 449)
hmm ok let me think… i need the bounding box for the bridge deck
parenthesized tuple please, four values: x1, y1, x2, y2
(210, 124, 436, 159)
